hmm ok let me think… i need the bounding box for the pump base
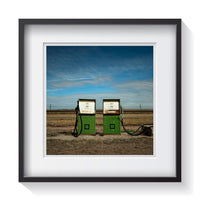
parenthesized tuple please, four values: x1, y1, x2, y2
(103, 115, 121, 134)
(78, 115, 96, 134)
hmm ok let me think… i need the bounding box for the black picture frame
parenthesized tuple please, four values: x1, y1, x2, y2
(19, 19, 181, 182)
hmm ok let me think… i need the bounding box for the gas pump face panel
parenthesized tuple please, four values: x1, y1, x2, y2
(79, 100, 95, 114)
(78, 100, 96, 135)
(103, 100, 121, 134)
(103, 101, 120, 114)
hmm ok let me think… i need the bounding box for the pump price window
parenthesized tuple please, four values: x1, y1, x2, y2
(103, 101, 120, 114)
(79, 101, 95, 114)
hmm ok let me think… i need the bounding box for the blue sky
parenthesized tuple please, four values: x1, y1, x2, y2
(47, 46, 153, 109)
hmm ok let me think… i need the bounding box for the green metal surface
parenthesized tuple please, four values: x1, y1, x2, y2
(103, 115, 121, 134)
(78, 115, 96, 134)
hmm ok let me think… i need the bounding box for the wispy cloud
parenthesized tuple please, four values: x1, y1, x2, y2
(47, 89, 153, 109)
(49, 76, 112, 88)
(114, 79, 153, 92)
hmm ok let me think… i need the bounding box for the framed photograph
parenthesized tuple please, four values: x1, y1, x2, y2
(19, 19, 181, 182)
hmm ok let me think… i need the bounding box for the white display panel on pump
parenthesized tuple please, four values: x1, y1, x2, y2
(79, 100, 95, 114)
(103, 100, 120, 114)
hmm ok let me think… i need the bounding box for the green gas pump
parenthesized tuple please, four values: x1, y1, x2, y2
(103, 99, 121, 134)
(77, 99, 96, 135)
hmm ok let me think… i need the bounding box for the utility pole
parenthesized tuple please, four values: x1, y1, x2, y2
(50, 104, 51, 111)
(140, 104, 141, 110)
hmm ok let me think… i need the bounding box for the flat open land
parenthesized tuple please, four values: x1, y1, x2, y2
(46, 109, 153, 155)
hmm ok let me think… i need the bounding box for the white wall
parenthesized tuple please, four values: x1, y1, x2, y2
(0, 0, 198, 200)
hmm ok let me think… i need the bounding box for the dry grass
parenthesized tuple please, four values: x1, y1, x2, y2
(46, 110, 153, 127)
(46, 110, 153, 155)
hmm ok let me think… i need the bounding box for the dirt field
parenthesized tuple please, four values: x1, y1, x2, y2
(46, 109, 153, 155)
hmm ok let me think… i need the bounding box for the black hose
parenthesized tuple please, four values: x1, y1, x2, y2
(72, 105, 83, 137)
(120, 105, 152, 136)
(121, 119, 144, 136)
